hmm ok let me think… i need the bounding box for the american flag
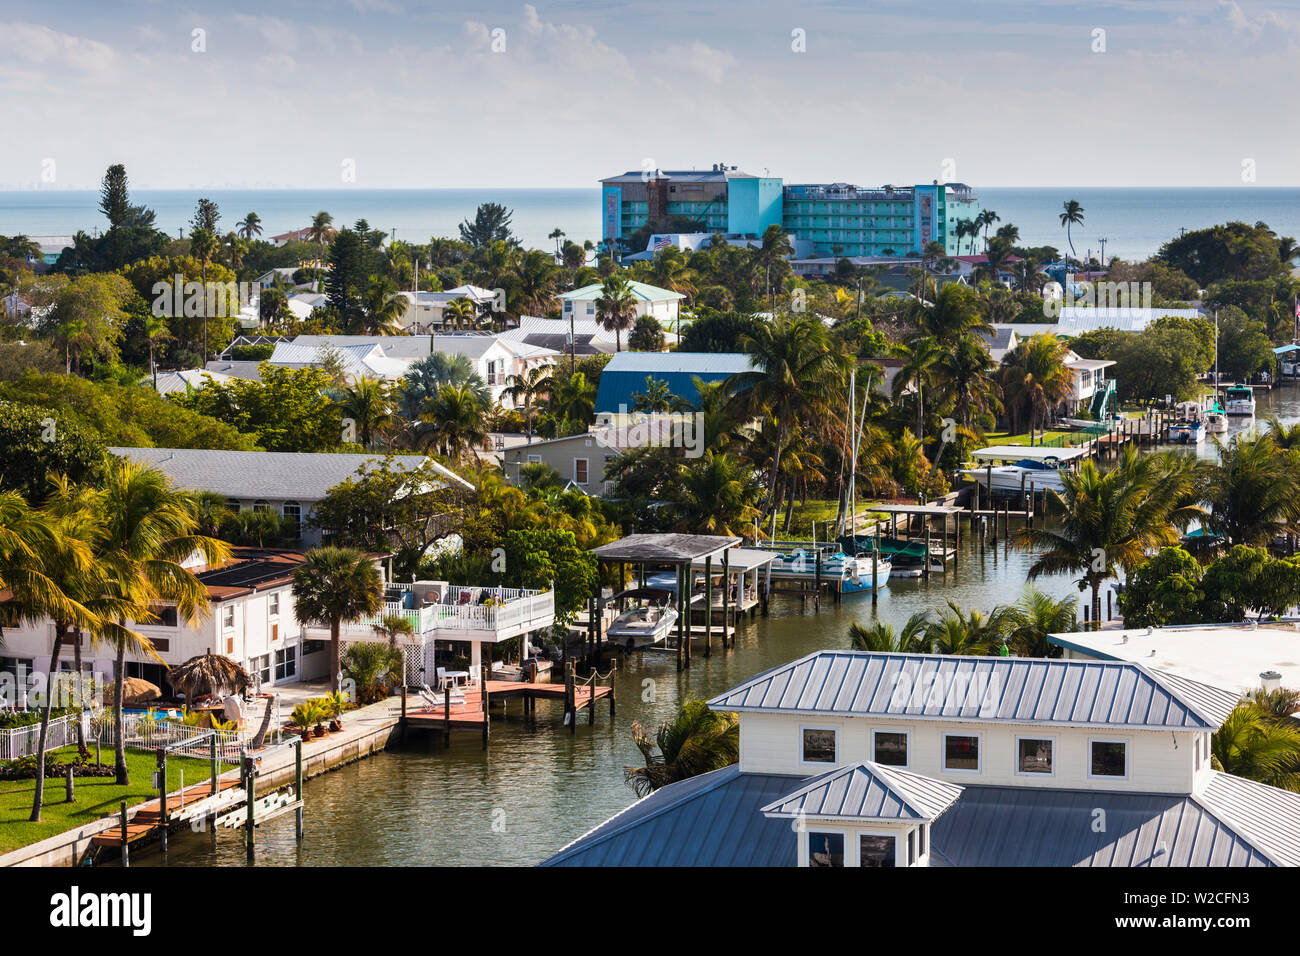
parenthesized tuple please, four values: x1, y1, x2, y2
(653, 236, 672, 251)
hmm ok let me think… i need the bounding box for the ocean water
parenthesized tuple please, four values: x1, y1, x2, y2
(3, 186, 1299, 264)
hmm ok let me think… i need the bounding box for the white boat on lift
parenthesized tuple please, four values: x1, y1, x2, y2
(1168, 401, 1206, 444)
(606, 587, 679, 649)
(1203, 405, 1228, 434)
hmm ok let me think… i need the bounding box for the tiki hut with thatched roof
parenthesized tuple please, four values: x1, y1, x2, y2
(166, 653, 252, 701)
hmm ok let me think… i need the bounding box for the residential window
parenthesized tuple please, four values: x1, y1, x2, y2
(148, 605, 179, 628)
(527, 455, 541, 464)
(1017, 737, 1054, 775)
(574, 458, 589, 484)
(302, 640, 326, 655)
(908, 829, 918, 865)
(275, 646, 296, 681)
(227, 499, 241, 513)
(943, 733, 981, 772)
(222, 605, 235, 630)
(269, 591, 280, 616)
(858, 834, 895, 868)
(808, 831, 843, 868)
(282, 503, 301, 536)
(801, 728, 837, 764)
(1091, 740, 1128, 778)
(252, 500, 270, 514)
(872, 730, 908, 767)
(251, 654, 271, 685)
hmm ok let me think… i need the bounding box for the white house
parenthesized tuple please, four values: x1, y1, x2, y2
(558, 280, 684, 328)
(1063, 349, 1117, 414)
(108, 447, 473, 548)
(428, 332, 560, 408)
(543, 650, 1300, 867)
(397, 286, 499, 333)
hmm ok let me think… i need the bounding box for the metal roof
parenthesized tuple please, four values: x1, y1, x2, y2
(591, 533, 740, 565)
(930, 783, 1275, 867)
(971, 445, 1087, 462)
(559, 280, 685, 303)
(109, 448, 473, 501)
(594, 352, 755, 412)
(690, 547, 777, 572)
(761, 761, 963, 823)
(540, 765, 798, 867)
(706, 651, 1240, 731)
(1196, 770, 1300, 867)
(1057, 307, 1203, 333)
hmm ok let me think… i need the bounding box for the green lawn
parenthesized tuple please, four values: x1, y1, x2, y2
(779, 498, 889, 540)
(985, 430, 1083, 448)
(0, 746, 222, 855)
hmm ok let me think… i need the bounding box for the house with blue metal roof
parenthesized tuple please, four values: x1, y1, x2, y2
(542, 650, 1300, 867)
(594, 351, 756, 415)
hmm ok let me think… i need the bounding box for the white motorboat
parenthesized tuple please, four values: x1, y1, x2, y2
(1224, 386, 1256, 416)
(1168, 401, 1206, 444)
(962, 459, 1066, 494)
(607, 588, 678, 648)
(1203, 406, 1228, 434)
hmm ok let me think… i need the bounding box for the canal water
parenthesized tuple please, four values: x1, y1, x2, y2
(140, 386, 1300, 867)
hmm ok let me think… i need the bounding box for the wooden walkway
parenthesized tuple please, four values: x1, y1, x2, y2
(404, 674, 615, 744)
(90, 776, 243, 848)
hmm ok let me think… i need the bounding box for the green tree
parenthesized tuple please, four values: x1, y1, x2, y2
(848, 611, 929, 653)
(458, 202, 516, 249)
(1059, 200, 1085, 258)
(0, 403, 107, 502)
(292, 547, 384, 694)
(1118, 547, 1205, 628)
(418, 383, 489, 462)
(624, 698, 739, 797)
(1203, 432, 1300, 546)
(595, 274, 637, 352)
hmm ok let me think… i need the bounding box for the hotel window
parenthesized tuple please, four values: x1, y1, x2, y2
(574, 458, 589, 484)
(943, 733, 981, 772)
(858, 834, 895, 868)
(282, 502, 301, 536)
(275, 646, 297, 681)
(808, 831, 843, 867)
(872, 730, 908, 767)
(801, 727, 837, 764)
(148, 605, 179, 628)
(1090, 740, 1128, 778)
(222, 605, 235, 630)
(1016, 737, 1054, 775)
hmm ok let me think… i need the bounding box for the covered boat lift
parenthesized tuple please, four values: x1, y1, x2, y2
(591, 534, 741, 671)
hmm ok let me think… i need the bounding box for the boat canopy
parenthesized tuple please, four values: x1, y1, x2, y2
(611, 586, 675, 602)
(971, 445, 1087, 463)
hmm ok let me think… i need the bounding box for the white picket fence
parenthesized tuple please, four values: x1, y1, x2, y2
(0, 713, 81, 761)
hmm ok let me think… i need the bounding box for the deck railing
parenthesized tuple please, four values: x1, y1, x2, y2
(347, 586, 555, 639)
(0, 713, 80, 760)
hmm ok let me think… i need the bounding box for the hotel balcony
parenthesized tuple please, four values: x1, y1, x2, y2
(340, 583, 556, 645)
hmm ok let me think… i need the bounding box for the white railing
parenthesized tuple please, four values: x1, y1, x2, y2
(91, 713, 250, 763)
(0, 713, 80, 761)
(348, 586, 555, 638)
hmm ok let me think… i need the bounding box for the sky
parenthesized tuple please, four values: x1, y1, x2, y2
(2, 0, 1299, 190)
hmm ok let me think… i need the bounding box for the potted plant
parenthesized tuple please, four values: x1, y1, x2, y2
(291, 701, 321, 741)
(324, 691, 348, 733)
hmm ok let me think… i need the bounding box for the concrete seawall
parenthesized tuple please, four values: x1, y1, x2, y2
(0, 697, 403, 868)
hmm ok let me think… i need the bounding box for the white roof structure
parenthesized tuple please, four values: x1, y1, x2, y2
(268, 341, 414, 381)
(970, 445, 1087, 462)
(1058, 307, 1203, 334)
(290, 334, 431, 361)
(1049, 622, 1300, 697)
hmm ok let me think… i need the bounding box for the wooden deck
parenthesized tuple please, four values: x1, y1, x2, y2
(405, 679, 612, 731)
(90, 776, 243, 848)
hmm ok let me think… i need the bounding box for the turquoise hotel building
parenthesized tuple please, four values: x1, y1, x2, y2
(599, 165, 980, 259)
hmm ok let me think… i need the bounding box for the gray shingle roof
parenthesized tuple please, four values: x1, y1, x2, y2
(541, 766, 798, 867)
(108, 448, 472, 501)
(760, 761, 963, 823)
(706, 651, 1240, 731)
(930, 783, 1276, 867)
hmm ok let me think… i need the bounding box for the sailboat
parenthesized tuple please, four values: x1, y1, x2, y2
(830, 368, 891, 592)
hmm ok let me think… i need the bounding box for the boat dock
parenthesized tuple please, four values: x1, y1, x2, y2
(402, 664, 615, 744)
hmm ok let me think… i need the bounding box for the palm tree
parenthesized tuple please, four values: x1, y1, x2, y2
(548, 227, 565, 258)
(1204, 433, 1300, 545)
(1265, 416, 1300, 451)
(98, 459, 229, 784)
(1212, 704, 1300, 791)
(848, 611, 930, 653)
(236, 212, 262, 240)
(308, 211, 334, 247)
(1016, 447, 1200, 624)
(631, 376, 691, 414)
(1000, 333, 1072, 437)
(977, 209, 1000, 252)
(892, 335, 942, 440)
(728, 314, 845, 536)
(335, 378, 396, 448)
(370, 613, 414, 648)
(671, 452, 761, 536)
(933, 333, 1003, 462)
(419, 383, 489, 461)
(923, 600, 1011, 655)
(546, 371, 597, 428)
(1003, 588, 1077, 658)
(143, 313, 171, 389)
(501, 364, 553, 440)
(1059, 200, 1085, 258)
(595, 274, 637, 351)
(442, 297, 479, 332)
(623, 698, 739, 798)
(361, 276, 406, 335)
(292, 547, 384, 695)
(342, 640, 404, 704)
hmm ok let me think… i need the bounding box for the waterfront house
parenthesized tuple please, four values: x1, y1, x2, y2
(594, 351, 755, 417)
(1062, 350, 1117, 417)
(1, 547, 329, 696)
(502, 416, 688, 495)
(558, 280, 685, 329)
(109, 447, 473, 547)
(542, 650, 1300, 866)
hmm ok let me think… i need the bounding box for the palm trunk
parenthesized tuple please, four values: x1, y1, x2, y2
(72, 628, 86, 754)
(113, 635, 128, 785)
(767, 417, 787, 541)
(1091, 581, 1102, 631)
(30, 626, 67, 821)
(330, 620, 341, 694)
